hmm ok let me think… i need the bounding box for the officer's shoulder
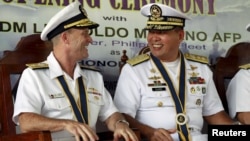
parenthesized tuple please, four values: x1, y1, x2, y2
(127, 54, 150, 66)
(184, 53, 209, 64)
(239, 63, 250, 69)
(80, 65, 100, 72)
(26, 62, 49, 69)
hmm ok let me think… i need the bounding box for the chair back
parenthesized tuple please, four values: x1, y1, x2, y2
(120, 50, 129, 72)
(0, 33, 53, 139)
(213, 42, 250, 112)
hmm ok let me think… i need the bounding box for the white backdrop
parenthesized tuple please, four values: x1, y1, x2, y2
(1, 0, 250, 95)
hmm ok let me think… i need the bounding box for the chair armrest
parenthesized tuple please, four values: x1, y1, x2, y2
(1, 131, 52, 141)
(97, 128, 141, 141)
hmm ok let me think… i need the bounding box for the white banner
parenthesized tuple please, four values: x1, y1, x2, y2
(1, 0, 250, 95)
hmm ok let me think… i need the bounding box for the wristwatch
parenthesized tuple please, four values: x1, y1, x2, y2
(233, 121, 242, 125)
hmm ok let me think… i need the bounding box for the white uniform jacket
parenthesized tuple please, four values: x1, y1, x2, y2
(226, 68, 250, 118)
(114, 54, 224, 141)
(13, 52, 118, 140)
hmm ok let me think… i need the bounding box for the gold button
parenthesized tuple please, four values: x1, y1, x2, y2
(94, 96, 99, 100)
(157, 101, 163, 107)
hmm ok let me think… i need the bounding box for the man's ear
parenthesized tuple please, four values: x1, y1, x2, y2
(179, 30, 185, 40)
(61, 32, 69, 45)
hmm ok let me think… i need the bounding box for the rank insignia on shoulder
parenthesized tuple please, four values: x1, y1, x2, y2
(239, 63, 250, 69)
(127, 54, 150, 66)
(79, 65, 100, 72)
(26, 62, 49, 69)
(184, 53, 209, 64)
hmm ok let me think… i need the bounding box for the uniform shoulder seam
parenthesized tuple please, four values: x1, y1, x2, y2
(26, 62, 49, 69)
(239, 63, 250, 69)
(127, 54, 150, 66)
(184, 53, 209, 64)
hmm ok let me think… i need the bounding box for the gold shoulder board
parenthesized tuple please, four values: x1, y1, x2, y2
(26, 62, 49, 69)
(184, 53, 209, 64)
(80, 65, 100, 72)
(239, 63, 250, 69)
(127, 54, 150, 66)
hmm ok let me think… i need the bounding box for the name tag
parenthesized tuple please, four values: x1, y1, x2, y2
(152, 87, 166, 91)
(49, 93, 64, 99)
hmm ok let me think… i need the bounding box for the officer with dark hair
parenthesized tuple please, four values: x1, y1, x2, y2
(114, 3, 234, 141)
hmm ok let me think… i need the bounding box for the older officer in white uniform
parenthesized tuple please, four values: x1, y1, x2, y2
(12, 1, 138, 141)
(226, 64, 250, 124)
(226, 23, 250, 125)
(114, 3, 234, 141)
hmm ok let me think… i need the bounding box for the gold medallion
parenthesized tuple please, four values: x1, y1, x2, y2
(157, 101, 163, 107)
(190, 87, 196, 94)
(176, 113, 188, 125)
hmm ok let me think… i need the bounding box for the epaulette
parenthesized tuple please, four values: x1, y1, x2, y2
(80, 65, 100, 72)
(127, 54, 150, 66)
(26, 62, 49, 69)
(239, 63, 250, 69)
(184, 53, 209, 64)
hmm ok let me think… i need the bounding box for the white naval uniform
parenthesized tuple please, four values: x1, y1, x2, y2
(13, 52, 118, 141)
(114, 54, 224, 141)
(226, 68, 250, 119)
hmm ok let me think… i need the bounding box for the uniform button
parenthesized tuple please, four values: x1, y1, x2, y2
(94, 96, 99, 100)
(157, 101, 163, 107)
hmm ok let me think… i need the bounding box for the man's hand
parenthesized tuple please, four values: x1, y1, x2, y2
(18, 113, 99, 141)
(63, 120, 99, 141)
(113, 121, 139, 141)
(148, 128, 176, 141)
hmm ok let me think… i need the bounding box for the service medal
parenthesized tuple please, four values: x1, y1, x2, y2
(176, 113, 188, 125)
